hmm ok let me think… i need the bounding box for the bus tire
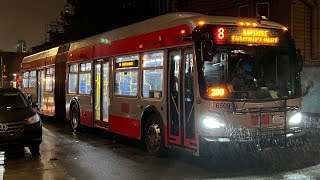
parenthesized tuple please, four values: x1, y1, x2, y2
(144, 114, 166, 156)
(70, 104, 81, 132)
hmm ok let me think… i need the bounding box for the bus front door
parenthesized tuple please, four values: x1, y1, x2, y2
(94, 60, 109, 127)
(169, 49, 197, 150)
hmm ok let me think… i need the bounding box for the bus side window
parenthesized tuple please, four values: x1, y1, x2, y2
(142, 51, 164, 99)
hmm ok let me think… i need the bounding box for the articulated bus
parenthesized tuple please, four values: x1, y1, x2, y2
(21, 12, 305, 156)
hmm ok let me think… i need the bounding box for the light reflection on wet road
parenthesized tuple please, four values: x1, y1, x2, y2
(1, 121, 320, 180)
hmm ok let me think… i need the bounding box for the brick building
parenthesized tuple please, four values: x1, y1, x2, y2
(179, 0, 320, 65)
(0, 51, 30, 88)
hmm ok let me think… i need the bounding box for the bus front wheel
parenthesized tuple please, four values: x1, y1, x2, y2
(144, 114, 166, 156)
(70, 105, 81, 131)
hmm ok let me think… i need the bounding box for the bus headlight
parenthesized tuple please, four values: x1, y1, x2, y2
(289, 112, 302, 126)
(25, 114, 40, 125)
(203, 116, 225, 129)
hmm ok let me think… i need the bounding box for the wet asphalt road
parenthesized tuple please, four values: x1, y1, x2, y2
(1, 121, 320, 180)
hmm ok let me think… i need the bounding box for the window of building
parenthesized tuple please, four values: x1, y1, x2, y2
(142, 51, 164, 98)
(238, 5, 250, 17)
(114, 54, 139, 96)
(256, 2, 270, 19)
(29, 71, 37, 88)
(68, 64, 78, 93)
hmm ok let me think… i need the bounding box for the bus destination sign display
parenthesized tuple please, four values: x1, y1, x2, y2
(115, 60, 139, 68)
(214, 27, 283, 46)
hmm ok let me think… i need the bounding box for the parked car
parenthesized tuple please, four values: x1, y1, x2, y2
(0, 88, 42, 156)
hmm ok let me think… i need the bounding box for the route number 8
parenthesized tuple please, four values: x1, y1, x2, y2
(217, 28, 225, 40)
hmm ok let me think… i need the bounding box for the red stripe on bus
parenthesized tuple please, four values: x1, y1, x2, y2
(183, 128, 197, 149)
(66, 109, 70, 121)
(67, 46, 94, 62)
(164, 124, 168, 148)
(79, 110, 94, 127)
(184, 139, 197, 149)
(109, 115, 140, 140)
(169, 135, 181, 144)
(66, 24, 191, 62)
(22, 55, 56, 70)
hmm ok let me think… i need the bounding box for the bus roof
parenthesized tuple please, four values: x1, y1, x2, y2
(22, 47, 59, 64)
(23, 12, 285, 64)
(69, 12, 284, 51)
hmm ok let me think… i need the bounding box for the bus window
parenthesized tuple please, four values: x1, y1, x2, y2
(142, 51, 164, 98)
(68, 64, 78, 93)
(45, 67, 54, 92)
(69, 64, 78, 72)
(29, 71, 37, 88)
(185, 53, 195, 139)
(114, 54, 139, 97)
(68, 74, 78, 93)
(45, 76, 53, 92)
(79, 63, 92, 94)
(22, 72, 29, 88)
(115, 71, 138, 96)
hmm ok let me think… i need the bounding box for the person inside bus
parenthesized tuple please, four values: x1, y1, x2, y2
(231, 63, 254, 91)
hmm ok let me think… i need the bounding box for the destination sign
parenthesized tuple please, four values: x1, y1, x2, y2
(214, 26, 285, 46)
(115, 60, 138, 68)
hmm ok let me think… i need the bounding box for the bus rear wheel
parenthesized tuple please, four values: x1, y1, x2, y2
(70, 105, 81, 132)
(144, 114, 166, 156)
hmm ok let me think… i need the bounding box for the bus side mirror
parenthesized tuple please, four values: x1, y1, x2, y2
(295, 51, 303, 73)
(201, 39, 216, 62)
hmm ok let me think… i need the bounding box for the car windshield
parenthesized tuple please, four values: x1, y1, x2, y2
(202, 46, 298, 100)
(0, 91, 29, 109)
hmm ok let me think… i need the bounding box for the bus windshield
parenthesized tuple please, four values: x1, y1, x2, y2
(202, 46, 299, 100)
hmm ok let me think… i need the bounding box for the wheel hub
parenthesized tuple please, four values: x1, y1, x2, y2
(147, 123, 161, 150)
(72, 110, 78, 128)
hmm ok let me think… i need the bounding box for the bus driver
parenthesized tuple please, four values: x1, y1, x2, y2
(231, 65, 254, 91)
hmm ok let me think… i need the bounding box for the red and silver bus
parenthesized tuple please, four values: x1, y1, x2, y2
(21, 12, 305, 156)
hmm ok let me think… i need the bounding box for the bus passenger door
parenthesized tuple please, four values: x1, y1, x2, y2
(183, 49, 196, 149)
(94, 62, 101, 126)
(102, 62, 109, 125)
(94, 60, 109, 127)
(169, 49, 197, 150)
(37, 69, 45, 112)
(169, 50, 182, 145)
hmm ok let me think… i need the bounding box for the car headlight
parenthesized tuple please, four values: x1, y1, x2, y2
(25, 114, 40, 125)
(203, 116, 225, 129)
(289, 112, 302, 126)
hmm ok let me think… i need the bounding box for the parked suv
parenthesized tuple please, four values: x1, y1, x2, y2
(0, 88, 42, 156)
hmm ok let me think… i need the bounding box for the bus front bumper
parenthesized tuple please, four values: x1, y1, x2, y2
(199, 129, 306, 156)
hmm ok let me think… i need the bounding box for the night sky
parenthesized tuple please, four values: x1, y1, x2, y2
(0, 0, 66, 52)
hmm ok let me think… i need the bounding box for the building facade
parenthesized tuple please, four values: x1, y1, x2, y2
(179, 0, 320, 65)
(0, 52, 30, 88)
